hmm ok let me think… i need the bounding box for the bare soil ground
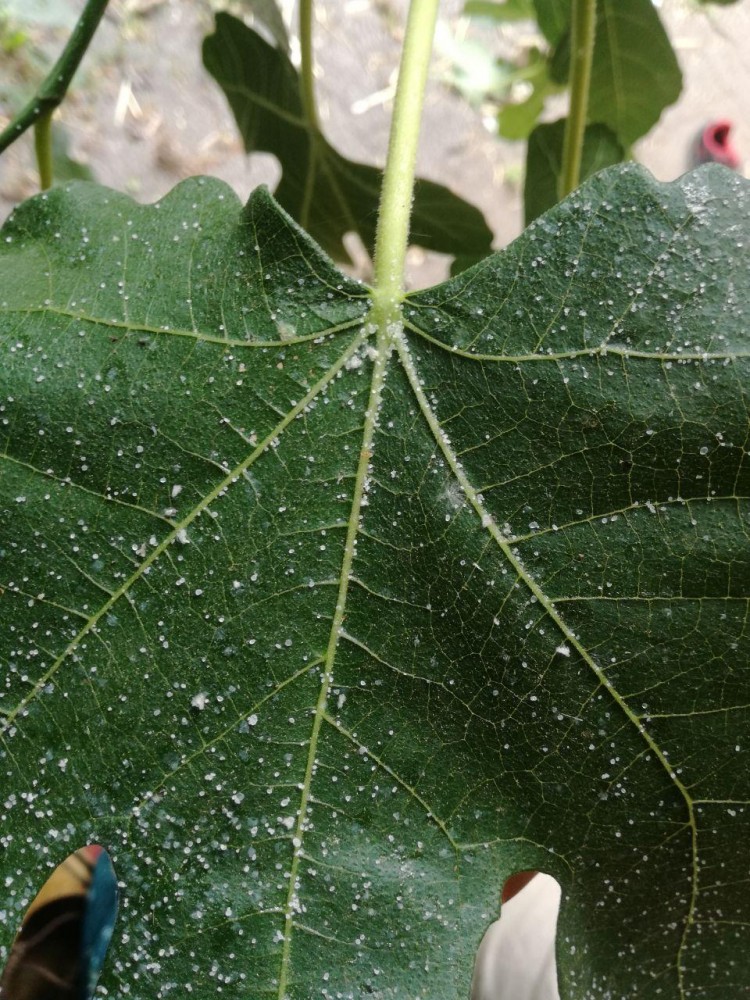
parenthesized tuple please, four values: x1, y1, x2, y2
(0, 0, 748, 288)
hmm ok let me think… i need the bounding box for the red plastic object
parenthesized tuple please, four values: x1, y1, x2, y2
(694, 120, 741, 170)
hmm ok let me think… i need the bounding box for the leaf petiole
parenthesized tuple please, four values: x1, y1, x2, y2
(559, 0, 597, 199)
(299, 0, 321, 133)
(371, 0, 440, 317)
(33, 110, 54, 190)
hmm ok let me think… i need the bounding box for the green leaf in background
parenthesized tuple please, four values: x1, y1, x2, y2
(50, 121, 94, 182)
(440, 37, 516, 107)
(1, 164, 749, 999)
(588, 0, 682, 145)
(0, 20, 27, 55)
(524, 118, 623, 222)
(550, 0, 682, 146)
(497, 47, 560, 141)
(203, 12, 493, 268)
(498, 85, 546, 140)
(463, 0, 535, 22)
(531, 0, 570, 45)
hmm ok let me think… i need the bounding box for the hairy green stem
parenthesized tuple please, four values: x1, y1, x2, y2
(371, 0, 440, 312)
(33, 111, 54, 190)
(299, 0, 320, 132)
(0, 0, 109, 157)
(559, 0, 597, 199)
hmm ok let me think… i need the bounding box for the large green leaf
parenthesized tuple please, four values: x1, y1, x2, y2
(203, 12, 493, 268)
(524, 119, 623, 222)
(0, 164, 749, 999)
(550, 0, 682, 146)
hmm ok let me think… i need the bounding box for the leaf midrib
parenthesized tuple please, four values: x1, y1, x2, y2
(404, 319, 749, 362)
(268, 312, 706, 995)
(0, 306, 367, 349)
(255, 308, 710, 995)
(275, 320, 392, 998)
(393, 328, 700, 996)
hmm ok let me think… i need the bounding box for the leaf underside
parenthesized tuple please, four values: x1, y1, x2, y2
(0, 164, 748, 1000)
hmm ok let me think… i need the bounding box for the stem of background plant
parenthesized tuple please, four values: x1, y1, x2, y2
(299, 0, 321, 132)
(0, 0, 109, 157)
(371, 0, 440, 318)
(559, 0, 597, 200)
(34, 111, 54, 190)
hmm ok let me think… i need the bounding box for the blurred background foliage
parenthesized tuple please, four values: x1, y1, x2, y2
(0, 0, 746, 287)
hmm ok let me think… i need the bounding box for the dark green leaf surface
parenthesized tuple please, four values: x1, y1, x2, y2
(588, 0, 681, 145)
(524, 119, 623, 222)
(203, 12, 493, 267)
(0, 164, 749, 1000)
(464, 0, 535, 22)
(532, 0, 570, 45)
(550, 0, 682, 146)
